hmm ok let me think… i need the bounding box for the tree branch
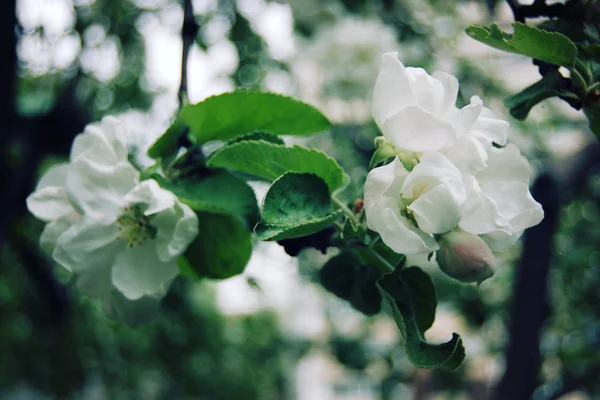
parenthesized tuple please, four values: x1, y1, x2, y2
(178, 0, 199, 106)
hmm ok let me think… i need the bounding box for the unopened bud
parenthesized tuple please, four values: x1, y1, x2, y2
(436, 229, 495, 284)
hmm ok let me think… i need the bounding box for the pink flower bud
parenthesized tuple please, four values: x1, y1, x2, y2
(436, 229, 496, 284)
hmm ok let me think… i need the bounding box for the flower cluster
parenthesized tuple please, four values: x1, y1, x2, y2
(364, 53, 544, 283)
(27, 116, 198, 319)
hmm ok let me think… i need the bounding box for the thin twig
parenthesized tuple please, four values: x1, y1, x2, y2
(178, 0, 199, 106)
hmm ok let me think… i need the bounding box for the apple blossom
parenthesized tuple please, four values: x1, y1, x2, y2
(52, 158, 198, 300)
(27, 115, 199, 316)
(436, 229, 496, 284)
(364, 152, 466, 255)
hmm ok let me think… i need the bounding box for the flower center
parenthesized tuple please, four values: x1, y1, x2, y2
(115, 204, 157, 247)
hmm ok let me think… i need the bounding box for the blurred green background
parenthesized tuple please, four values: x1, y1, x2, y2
(2, 0, 599, 399)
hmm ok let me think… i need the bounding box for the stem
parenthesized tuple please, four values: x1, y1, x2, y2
(368, 247, 396, 273)
(332, 195, 360, 227)
(178, 0, 198, 106)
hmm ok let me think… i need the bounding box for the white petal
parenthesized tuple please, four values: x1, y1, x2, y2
(431, 71, 459, 115)
(479, 144, 531, 186)
(364, 158, 406, 210)
(441, 134, 489, 175)
(26, 164, 74, 221)
(39, 212, 79, 251)
(71, 116, 128, 165)
(76, 264, 113, 299)
(449, 96, 482, 135)
(371, 53, 415, 127)
(36, 163, 69, 189)
(124, 179, 175, 216)
(482, 181, 544, 232)
(481, 230, 523, 251)
(401, 152, 465, 202)
(382, 106, 458, 152)
(111, 246, 179, 300)
(459, 175, 507, 234)
(66, 160, 139, 218)
(408, 184, 462, 234)
(366, 197, 439, 254)
(469, 106, 509, 146)
(407, 67, 444, 114)
(153, 202, 199, 262)
(53, 217, 123, 273)
(27, 186, 74, 221)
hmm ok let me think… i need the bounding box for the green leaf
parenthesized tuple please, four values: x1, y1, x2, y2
(466, 22, 577, 67)
(319, 251, 382, 316)
(207, 140, 346, 193)
(178, 91, 331, 145)
(378, 267, 465, 369)
(255, 172, 343, 241)
(584, 107, 600, 137)
(183, 212, 252, 279)
(153, 171, 259, 229)
(225, 131, 285, 146)
(148, 119, 186, 160)
(504, 71, 567, 120)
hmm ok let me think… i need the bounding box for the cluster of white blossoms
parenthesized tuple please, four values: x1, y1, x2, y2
(27, 117, 198, 317)
(364, 53, 544, 283)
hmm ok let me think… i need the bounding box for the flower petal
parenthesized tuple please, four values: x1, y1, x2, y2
(408, 184, 462, 234)
(152, 202, 199, 262)
(448, 96, 482, 135)
(39, 212, 79, 251)
(71, 116, 128, 165)
(364, 158, 405, 211)
(382, 106, 458, 152)
(26, 164, 74, 221)
(53, 217, 123, 273)
(366, 196, 439, 254)
(371, 53, 415, 127)
(66, 159, 139, 218)
(401, 152, 465, 202)
(459, 175, 507, 235)
(482, 181, 544, 232)
(479, 144, 531, 186)
(431, 71, 459, 115)
(441, 134, 488, 175)
(111, 246, 178, 300)
(469, 106, 509, 146)
(124, 179, 175, 216)
(481, 230, 523, 252)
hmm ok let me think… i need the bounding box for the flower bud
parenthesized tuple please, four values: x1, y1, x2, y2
(436, 229, 495, 284)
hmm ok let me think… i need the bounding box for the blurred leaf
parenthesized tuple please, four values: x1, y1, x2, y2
(207, 140, 346, 192)
(154, 171, 259, 229)
(466, 22, 577, 67)
(148, 119, 186, 160)
(255, 173, 343, 241)
(183, 212, 252, 279)
(378, 267, 465, 369)
(320, 251, 382, 315)
(331, 337, 370, 370)
(584, 107, 600, 137)
(177, 91, 331, 145)
(504, 71, 568, 120)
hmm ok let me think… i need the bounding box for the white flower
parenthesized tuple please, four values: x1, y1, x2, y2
(365, 53, 544, 264)
(364, 152, 466, 254)
(459, 144, 544, 251)
(26, 116, 130, 250)
(436, 228, 496, 284)
(27, 115, 198, 311)
(52, 158, 198, 300)
(371, 53, 509, 175)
